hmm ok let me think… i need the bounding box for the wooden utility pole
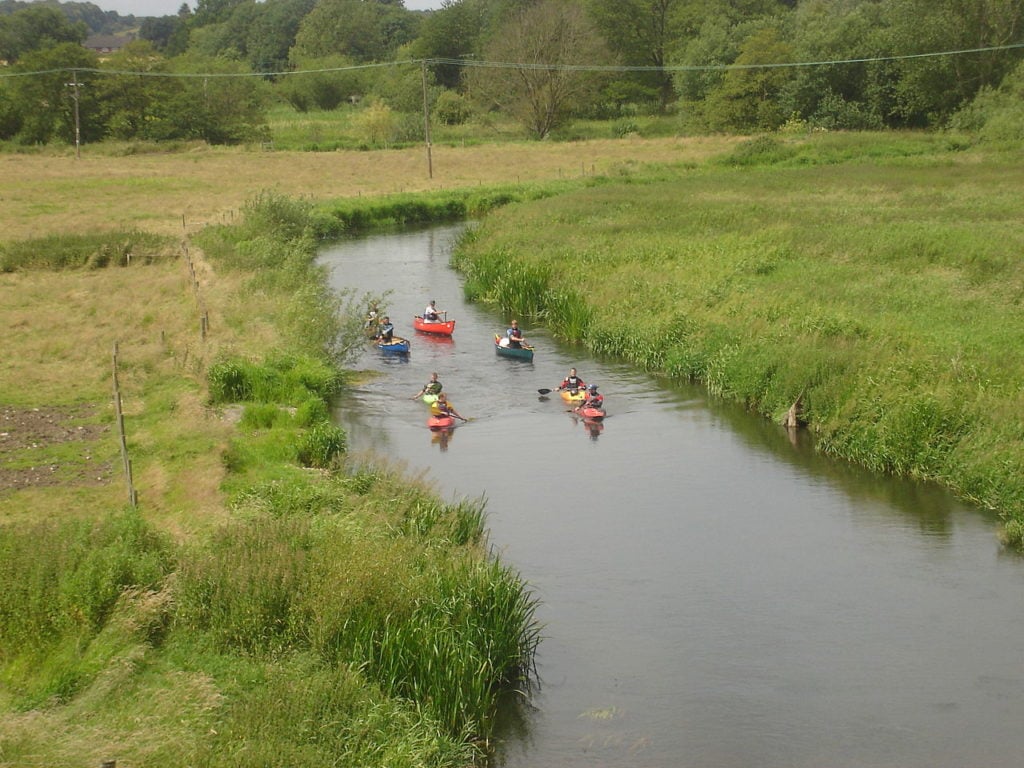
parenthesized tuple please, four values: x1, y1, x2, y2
(66, 71, 81, 159)
(421, 61, 433, 179)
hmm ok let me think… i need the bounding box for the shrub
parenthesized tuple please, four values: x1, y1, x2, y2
(297, 423, 347, 468)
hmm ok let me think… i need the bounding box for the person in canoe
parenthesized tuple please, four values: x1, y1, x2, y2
(558, 368, 586, 393)
(506, 319, 527, 349)
(375, 316, 394, 343)
(423, 300, 442, 323)
(413, 372, 443, 400)
(430, 393, 467, 421)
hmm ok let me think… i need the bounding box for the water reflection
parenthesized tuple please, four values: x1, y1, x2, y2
(430, 426, 455, 452)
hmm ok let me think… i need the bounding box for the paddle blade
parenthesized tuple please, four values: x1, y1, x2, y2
(537, 388, 552, 395)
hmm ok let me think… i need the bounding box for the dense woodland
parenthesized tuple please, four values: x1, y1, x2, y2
(1, 0, 1022, 145)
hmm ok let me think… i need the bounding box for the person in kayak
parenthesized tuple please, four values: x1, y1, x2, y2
(423, 300, 442, 322)
(375, 316, 394, 343)
(431, 393, 466, 421)
(581, 384, 604, 409)
(558, 368, 586, 392)
(506, 320, 527, 348)
(413, 372, 443, 400)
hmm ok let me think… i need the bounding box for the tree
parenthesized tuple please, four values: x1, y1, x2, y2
(0, 4, 87, 63)
(93, 40, 181, 141)
(468, 0, 613, 138)
(781, 0, 889, 129)
(586, 0, 684, 111)
(291, 0, 417, 62)
(155, 54, 269, 144)
(7, 43, 101, 145)
(702, 25, 795, 131)
(884, 0, 1024, 126)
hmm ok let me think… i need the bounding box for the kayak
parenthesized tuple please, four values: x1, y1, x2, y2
(413, 315, 456, 336)
(494, 334, 534, 361)
(427, 414, 456, 430)
(575, 404, 606, 421)
(376, 337, 410, 354)
(559, 388, 587, 403)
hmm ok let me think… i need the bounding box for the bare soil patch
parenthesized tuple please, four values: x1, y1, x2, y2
(0, 405, 112, 492)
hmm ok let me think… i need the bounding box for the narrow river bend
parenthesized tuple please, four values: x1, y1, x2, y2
(321, 224, 1024, 768)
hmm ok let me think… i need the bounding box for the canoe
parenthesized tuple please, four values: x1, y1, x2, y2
(427, 414, 456, 430)
(494, 334, 534, 361)
(376, 337, 410, 354)
(413, 315, 456, 336)
(559, 388, 587, 403)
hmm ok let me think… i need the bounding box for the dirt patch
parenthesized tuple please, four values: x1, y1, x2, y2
(0, 405, 113, 492)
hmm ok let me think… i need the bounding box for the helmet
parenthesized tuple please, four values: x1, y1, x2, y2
(589, 384, 598, 392)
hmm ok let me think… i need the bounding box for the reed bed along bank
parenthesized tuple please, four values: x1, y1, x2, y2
(452, 132, 1024, 545)
(0, 195, 539, 766)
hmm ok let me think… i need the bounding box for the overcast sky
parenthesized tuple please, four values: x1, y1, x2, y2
(96, 0, 443, 17)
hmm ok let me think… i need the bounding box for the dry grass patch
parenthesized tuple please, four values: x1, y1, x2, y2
(1, 137, 738, 240)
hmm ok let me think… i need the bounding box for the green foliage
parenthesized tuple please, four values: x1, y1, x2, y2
(948, 60, 1024, 144)
(296, 422, 347, 468)
(718, 135, 798, 167)
(0, 231, 172, 272)
(0, 4, 87, 64)
(433, 89, 473, 126)
(277, 55, 366, 111)
(171, 481, 538, 742)
(0, 511, 172, 661)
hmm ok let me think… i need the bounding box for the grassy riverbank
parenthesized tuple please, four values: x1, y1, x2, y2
(0, 195, 540, 765)
(452, 132, 1024, 544)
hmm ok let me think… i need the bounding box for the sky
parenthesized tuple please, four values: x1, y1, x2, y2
(96, 0, 443, 17)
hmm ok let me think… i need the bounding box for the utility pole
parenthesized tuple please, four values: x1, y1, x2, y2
(421, 60, 433, 180)
(65, 71, 81, 159)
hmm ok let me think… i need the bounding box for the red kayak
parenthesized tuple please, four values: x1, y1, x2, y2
(427, 414, 456, 430)
(575, 405, 606, 421)
(413, 315, 456, 336)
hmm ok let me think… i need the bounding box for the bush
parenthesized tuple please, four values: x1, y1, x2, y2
(297, 422, 347, 468)
(434, 90, 473, 126)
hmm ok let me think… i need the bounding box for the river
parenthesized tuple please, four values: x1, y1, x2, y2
(320, 224, 1024, 768)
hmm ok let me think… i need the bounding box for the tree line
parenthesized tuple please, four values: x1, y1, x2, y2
(1, 0, 1022, 146)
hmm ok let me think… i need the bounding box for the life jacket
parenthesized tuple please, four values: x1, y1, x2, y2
(425, 380, 442, 395)
(562, 375, 584, 390)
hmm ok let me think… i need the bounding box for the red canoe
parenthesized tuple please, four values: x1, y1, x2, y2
(413, 315, 456, 336)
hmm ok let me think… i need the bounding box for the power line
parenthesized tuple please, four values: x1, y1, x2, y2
(2, 41, 1022, 80)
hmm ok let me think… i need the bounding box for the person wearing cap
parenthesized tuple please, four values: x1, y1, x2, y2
(506, 319, 526, 348)
(424, 300, 441, 323)
(430, 392, 466, 421)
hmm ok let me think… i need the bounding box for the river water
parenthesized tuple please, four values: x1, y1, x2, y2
(320, 225, 1024, 768)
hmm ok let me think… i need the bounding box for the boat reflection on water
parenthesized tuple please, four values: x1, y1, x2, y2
(430, 426, 455, 451)
(570, 413, 605, 441)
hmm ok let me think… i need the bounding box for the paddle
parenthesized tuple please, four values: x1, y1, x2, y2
(538, 388, 553, 395)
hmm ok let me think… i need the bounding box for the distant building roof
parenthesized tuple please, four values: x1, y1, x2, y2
(84, 34, 133, 53)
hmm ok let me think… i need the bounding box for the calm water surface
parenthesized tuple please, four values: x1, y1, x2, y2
(320, 225, 1024, 768)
